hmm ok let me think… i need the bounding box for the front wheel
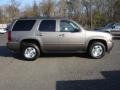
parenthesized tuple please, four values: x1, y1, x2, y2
(22, 43, 40, 61)
(88, 42, 106, 59)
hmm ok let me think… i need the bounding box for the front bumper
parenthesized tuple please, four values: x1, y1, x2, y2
(107, 41, 114, 53)
(7, 42, 20, 52)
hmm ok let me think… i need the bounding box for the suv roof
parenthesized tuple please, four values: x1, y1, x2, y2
(18, 17, 68, 20)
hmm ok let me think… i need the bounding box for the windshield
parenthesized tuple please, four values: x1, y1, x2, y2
(105, 23, 114, 28)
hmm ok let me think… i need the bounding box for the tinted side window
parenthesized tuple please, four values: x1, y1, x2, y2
(13, 20, 36, 31)
(39, 20, 56, 32)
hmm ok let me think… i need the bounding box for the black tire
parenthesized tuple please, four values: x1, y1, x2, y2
(88, 42, 106, 59)
(22, 43, 40, 61)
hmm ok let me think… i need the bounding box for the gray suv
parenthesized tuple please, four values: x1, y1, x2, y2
(7, 17, 113, 60)
(95, 23, 120, 38)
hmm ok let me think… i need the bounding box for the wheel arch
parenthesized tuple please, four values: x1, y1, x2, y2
(87, 39, 108, 52)
(20, 39, 42, 52)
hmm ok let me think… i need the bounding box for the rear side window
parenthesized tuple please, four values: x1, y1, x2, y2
(39, 20, 56, 32)
(115, 23, 120, 29)
(12, 20, 36, 31)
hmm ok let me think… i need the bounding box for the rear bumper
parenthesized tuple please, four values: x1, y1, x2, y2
(7, 42, 20, 51)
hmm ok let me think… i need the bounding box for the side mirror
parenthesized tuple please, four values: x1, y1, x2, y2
(105, 30, 111, 33)
(73, 28, 79, 32)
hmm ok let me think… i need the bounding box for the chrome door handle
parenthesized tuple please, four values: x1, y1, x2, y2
(40, 33, 43, 36)
(59, 34, 64, 37)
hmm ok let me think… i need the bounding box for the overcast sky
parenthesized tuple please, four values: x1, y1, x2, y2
(0, 0, 42, 7)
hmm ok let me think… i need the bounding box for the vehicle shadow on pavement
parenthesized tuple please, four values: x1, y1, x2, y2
(56, 70, 120, 90)
(0, 46, 91, 60)
(0, 46, 24, 60)
(0, 46, 13, 57)
(41, 53, 91, 59)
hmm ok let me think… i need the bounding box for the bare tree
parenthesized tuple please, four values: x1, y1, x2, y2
(113, 0, 120, 22)
(5, 0, 20, 22)
(0, 7, 4, 23)
(23, 0, 39, 17)
(0, 0, 120, 28)
(40, 0, 56, 17)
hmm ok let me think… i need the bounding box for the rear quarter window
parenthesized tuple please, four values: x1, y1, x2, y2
(12, 20, 36, 31)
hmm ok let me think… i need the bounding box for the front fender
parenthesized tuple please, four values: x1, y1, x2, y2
(84, 36, 107, 50)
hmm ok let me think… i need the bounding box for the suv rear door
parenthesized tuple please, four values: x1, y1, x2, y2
(38, 20, 60, 51)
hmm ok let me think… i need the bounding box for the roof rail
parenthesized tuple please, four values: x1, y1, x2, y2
(19, 16, 68, 20)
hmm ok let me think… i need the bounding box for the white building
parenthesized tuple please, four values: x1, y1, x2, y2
(0, 24, 7, 29)
(0, 24, 7, 33)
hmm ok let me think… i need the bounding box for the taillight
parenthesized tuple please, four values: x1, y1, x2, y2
(8, 31, 12, 42)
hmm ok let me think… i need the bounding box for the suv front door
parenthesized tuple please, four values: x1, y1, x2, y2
(58, 20, 85, 51)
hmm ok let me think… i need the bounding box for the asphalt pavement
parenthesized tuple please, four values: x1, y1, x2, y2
(0, 34, 120, 90)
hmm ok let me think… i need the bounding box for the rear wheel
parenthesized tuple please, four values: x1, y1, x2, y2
(88, 42, 106, 59)
(22, 43, 40, 61)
